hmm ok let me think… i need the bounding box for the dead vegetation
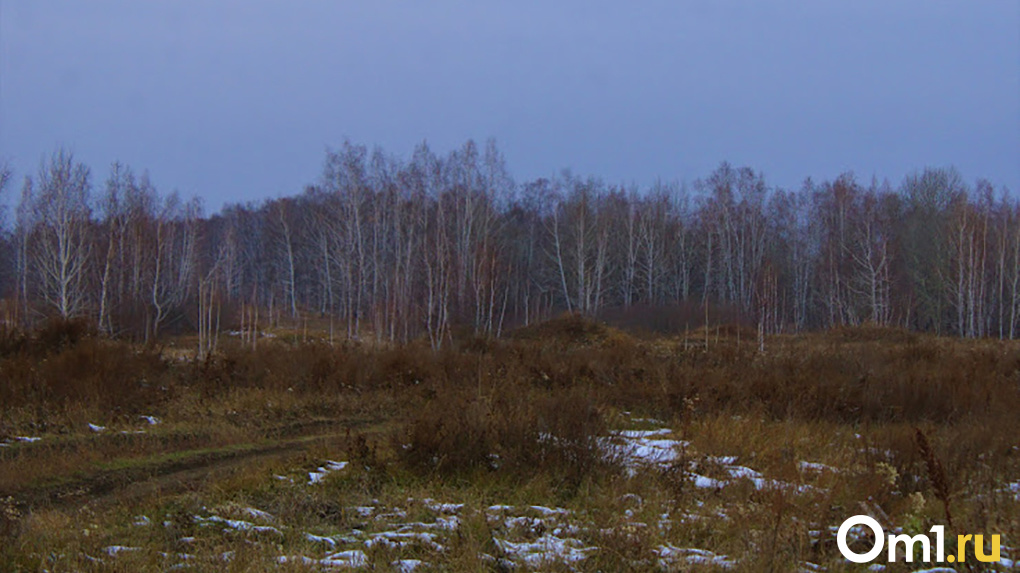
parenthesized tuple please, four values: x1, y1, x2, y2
(0, 317, 1017, 571)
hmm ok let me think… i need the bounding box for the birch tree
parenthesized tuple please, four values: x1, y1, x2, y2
(26, 150, 93, 319)
(0, 162, 12, 305)
(148, 193, 198, 340)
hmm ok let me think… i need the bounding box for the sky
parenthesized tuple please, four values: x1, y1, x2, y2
(1, 1, 1018, 213)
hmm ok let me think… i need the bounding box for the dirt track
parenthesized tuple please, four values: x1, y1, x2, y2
(2, 416, 387, 512)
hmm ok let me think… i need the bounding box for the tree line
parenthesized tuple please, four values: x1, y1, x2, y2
(0, 140, 1018, 348)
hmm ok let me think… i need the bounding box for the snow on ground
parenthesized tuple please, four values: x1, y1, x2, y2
(424, 499, 464, 514)
(486, 504, 597, 567)
(279, 550, 368, 568)
(494, 534, 596, 567)
(304, 532, 338, 547)
(709, 461, 814, 492)
(280, 552, 423, 571)
(365, 529, 443, 551)
(393, 558, 424, 572)
(308, 460, 349, 484)
(657, 545, 736, 569)
(103, 497, 608, 570)
(603, 427, 687, 475)
(194, 512, 283, 536)
(629, 417, 665, 425)
(691, 474, 728, 489)
(528, 505, 570, 517)
(192, 503, 283, 534)
(236, 506, 275, 522)
(103, 545, 141, 556)
(799, 461, 839, 473)
(616, 428, 674, 439)
(93, 425, 918, 571)
(3, 417, 161, 445)
(100, 490, 773, 572)
(605, 425, 818, 494)
(2, 436, 44, 446)
(351, 505, 374, 517)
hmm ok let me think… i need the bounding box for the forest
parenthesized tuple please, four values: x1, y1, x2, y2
(1, 139, 1017, 347)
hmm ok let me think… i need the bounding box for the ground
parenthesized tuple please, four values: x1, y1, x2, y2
(0, 317, 1017, 571)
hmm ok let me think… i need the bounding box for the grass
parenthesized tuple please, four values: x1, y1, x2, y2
(0, 316, 1017, 571)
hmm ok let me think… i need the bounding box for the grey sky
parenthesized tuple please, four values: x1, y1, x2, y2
(1, 1, 1017, 212)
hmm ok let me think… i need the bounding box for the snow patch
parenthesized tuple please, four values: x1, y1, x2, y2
(366, 530, 442, 551)
(799, 461, 839, 473)
(657, 545, 736, 569)
(616, 428, 673, 439)
(195, 515, 282, 536)
(237, 507, 275, 522)
(351, 505, 374, 517)
(424, 499, 464, 514)
(322, 550, 368, 567)
(691, 474, 728, 489)
(308, 460, 349, 484)
(603, 427, 687, 474)
(304, 532, 337, 547)
(393, 558, 423, 572)
(495, 534, 596, 566)
(103, 545, 141, 556)
(529, 505, 570, 517)
(629, 417, 664, 424)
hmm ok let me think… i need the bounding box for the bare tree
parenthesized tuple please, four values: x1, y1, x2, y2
(846, 183, 893, 325)
(96, 163, 133, 333)
(901, 167, 963, 333)
(0, 162, 14, 322)
(25, 150, 93, 319)
(0, 162, 11, 228)
(148, 193, 198, 341)
(8, 141, 1019, 344)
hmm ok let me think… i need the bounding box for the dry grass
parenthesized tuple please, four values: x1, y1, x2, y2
(0, 317, 1017, 571)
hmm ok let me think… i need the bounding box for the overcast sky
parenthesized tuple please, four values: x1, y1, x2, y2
(1, 1, 1017, 212)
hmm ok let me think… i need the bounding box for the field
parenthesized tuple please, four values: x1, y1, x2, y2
(1, 316, 1017, 572)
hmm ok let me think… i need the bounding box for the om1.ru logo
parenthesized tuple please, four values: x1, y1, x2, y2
(838, 515, 1001, 564)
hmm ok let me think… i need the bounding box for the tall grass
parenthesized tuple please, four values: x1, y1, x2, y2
(1, 316, 1018, 571)
(3, 315, 1018, 447)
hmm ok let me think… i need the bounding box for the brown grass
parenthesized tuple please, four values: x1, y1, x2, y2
(0, 317, 1017, 571)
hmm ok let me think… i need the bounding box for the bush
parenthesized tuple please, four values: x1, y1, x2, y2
(396, 381, 616, 490)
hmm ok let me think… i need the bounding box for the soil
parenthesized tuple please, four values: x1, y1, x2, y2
(1, 415, 388, 513)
